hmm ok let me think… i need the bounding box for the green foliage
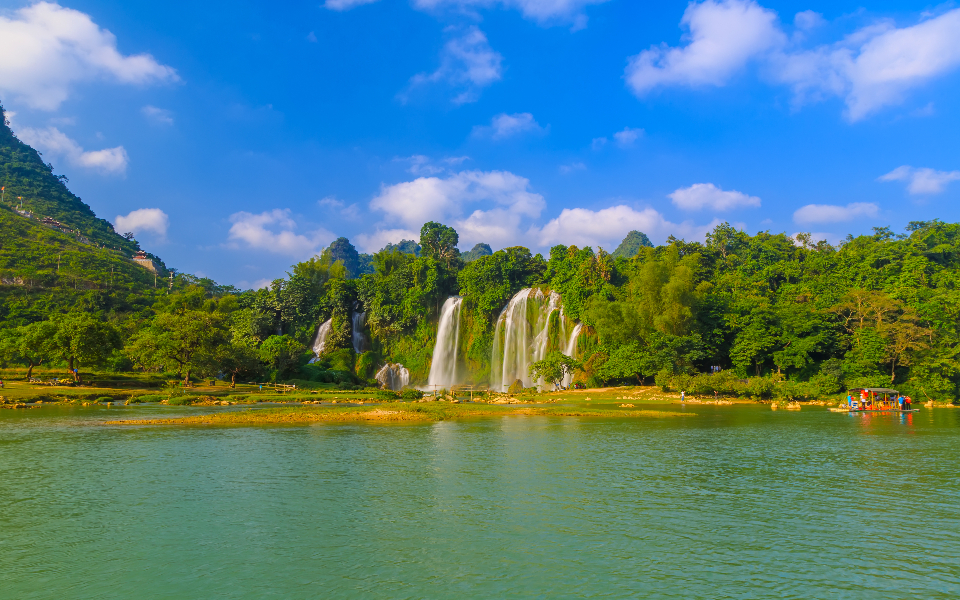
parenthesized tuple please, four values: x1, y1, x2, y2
(612, 230, 653, 258)
(258, 335, 308, 381)
(529, 351, 582, 390)
(382, 239, 420, 256)
(420, 221, 460, 266)
(461, 243, 493, 262)
(401, 388, 424, 400)
(507, 379, 524, 395)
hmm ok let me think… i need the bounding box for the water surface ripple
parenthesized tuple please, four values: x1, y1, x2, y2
(0, 405, 958, 598)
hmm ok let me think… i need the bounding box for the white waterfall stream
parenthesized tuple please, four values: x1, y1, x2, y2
(310, 318, 333, 359)
(376, 363, 410, 390)
(490, 288, 582, 392)
(427, 297, 463, 389)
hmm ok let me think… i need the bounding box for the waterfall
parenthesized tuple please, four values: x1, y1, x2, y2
(351, 311, 367, 354)
(376, 363, 410, 391)
(427, 297, 463, 389)
(311, 318, 333, 357)
(490, 288, 582, 392)
(561, 322, 583, 389)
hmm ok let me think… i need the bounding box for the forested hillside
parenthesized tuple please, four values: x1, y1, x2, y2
(2, 98, 959, 399)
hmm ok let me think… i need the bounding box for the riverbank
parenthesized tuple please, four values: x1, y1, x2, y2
(104, 401, 695, 426)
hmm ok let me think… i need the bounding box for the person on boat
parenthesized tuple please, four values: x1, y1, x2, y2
(905, 396, 912, 410)
(897, 395, 904, 410)
(681, 391, 685, 403)
(848, 393, 856, 410)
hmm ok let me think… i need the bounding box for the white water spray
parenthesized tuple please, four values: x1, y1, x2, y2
(490, 288, 582, 392)
(311, 318, 333, 358)
(376, 363, 410, 391)
(428, 297, 463, 389)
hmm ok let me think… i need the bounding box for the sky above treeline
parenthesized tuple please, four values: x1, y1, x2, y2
(1, 0, 958, 288)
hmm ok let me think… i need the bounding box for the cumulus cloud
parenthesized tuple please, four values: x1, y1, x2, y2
(613, 127, 643, 148)
(369, 169, 545, 248)
(669, 183, 761, 211)
(412, 0, 610, 28)
(535, 205, 721, 248)
(406, 26, 502, 104)
(626, 0, 783, 95)
(324, 0, 379, 10)
(227, 209, 334, 257)
(16, 125, 128, 174)
(0, 2, 178, 111)
(792, 202, 879, 225)
(115, 208, 169, 238)
(777, 9, 960, 120)
(141, 105, 173, 125)
(879, 165, 960, 195)
(626, 2, 960, 120)
(472, 112, 545, 139)
(354, 228, 422, 254)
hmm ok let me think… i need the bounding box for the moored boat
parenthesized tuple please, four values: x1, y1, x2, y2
(839, 387, 919, 413)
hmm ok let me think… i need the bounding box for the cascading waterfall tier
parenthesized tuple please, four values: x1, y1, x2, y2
(490, 288, 582, 392)
(351, 311, 367, 354)
(427, 297, 463, 389)
(311, 318, 333, 357)
(376, 363, 410, 391)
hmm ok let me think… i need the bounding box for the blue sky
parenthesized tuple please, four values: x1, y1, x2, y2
(1, 0, 959, 287)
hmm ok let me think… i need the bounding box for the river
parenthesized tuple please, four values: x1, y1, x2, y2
(1, 404, 958, 598)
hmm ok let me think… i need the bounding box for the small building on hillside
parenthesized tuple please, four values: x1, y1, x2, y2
(132, 250, 157, 273)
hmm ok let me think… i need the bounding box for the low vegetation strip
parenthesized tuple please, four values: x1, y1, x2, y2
(105, 403, 694, 426)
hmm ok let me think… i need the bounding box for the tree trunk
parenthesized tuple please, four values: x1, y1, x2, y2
(71, 358, 79, 382)
(890, 359, 897, 384)
(184, 367, 191, 386)
(231, 372, 237, 389)
(26, 360, 36, 379)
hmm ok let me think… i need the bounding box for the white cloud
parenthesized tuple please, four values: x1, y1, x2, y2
(777, 9, 960, 120)
(237, 278, 273, 290)
(0, 2, 178, 111)
(319, 195, 361, 220)
(626, 0, 783, 95)
(792, 202, 879, 225)
(613, 127, 643, 148)
(355, 228, 420, 253)
(412, 0, 610, 28)
(141, 105, 173, 125)
(227, 209, 334, 257)
(879, 165, 960, 195)
(472, 112, 545, 139)
(591, 136, 608, 150)
(324, 0, 379, 10)
(370, 169, 545, 248)
(534, 205, 721, 248)
(626, 3, 960, 120)
(16, 125, 128, 174)
(406, 27, 503, 104)
(115, 208, 169, 238)
(669, 183, 760, 211)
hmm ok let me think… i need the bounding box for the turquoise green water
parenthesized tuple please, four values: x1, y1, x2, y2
(1, 405, 958, 599)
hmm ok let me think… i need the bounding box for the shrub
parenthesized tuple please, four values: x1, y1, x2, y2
(95, 396, 113, 403)
(507, 379, 524, 395)
(136, 394, 165, 403)
(401, 388, 424, 400)
(376, 389, 400, 401)
(167, 396, 196, 406)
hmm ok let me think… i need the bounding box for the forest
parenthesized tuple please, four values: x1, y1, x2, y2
(3, 216, 960, 401)
(2, 104, 959, 400)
